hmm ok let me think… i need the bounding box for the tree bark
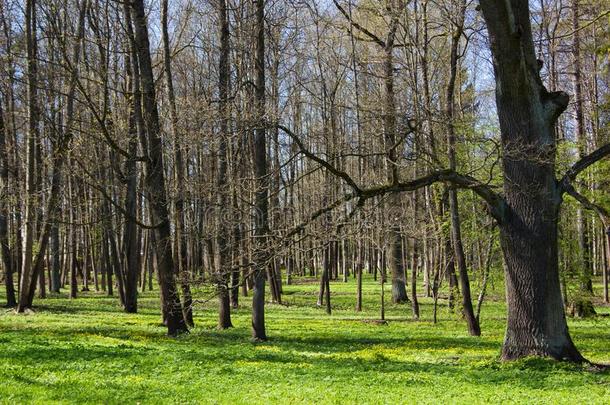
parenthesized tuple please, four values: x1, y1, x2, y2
(445, 2, 480, 336)
(131, 0, 187, 336)
(216, 0, 233, 329)
(480, 0, 584, 361)
(251, 0, 268, 341)
(18, 0, 39, 313)
(0, 98, 16, 307)
(161, 0, 194, 327)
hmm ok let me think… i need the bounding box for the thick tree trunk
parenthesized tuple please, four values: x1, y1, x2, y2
(500, 211, 583, 361)
(480, 0, 584, 361)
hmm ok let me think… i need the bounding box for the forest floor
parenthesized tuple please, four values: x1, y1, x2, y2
(0, 275, 609, 404)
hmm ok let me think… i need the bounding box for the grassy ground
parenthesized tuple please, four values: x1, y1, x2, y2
(0, 275, 609, 404)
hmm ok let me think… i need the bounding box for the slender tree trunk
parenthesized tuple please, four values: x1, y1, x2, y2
(356, 240, 363, 312)
(18, 0, 39, 313)
(50, 216, 61, 293)
(571, 0, 593, 301)
(131, 0, 187, 336)
(410, 239, 420, 320)
(121, 0, 140, 313)
(251, 0, 268, 341)
(19, 0, 87, 310)
(161, 0, 194, 327)
(214, 0, 233, 329)
(383, 45, 408, 304)
(0, 99, 16, 307)
(604, 228, 609, 303)
(445, 1, 480, 336)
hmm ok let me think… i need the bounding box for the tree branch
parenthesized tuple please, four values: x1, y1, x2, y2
(277, 123, 362, 193)
(559, 142, 610, 193)
(564, 183, 609, 227)
(332, 0, 386, 48)
(277, 122, 505, 222)
(361, 170, 506, 222)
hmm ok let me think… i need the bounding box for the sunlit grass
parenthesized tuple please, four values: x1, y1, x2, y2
(0, 274, 608, 404)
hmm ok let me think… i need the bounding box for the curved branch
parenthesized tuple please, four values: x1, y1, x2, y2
(332, 0, 386, 48)
(283, 192, 359, 240)
(559, 142, 610, 193)
(277, 124, 362, 193)
(73, 157, 163, 229)
(361, 169, 506, 222)
(564, 183, 609, 228)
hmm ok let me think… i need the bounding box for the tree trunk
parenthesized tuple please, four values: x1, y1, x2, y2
(383, 45, 408, 305)
(251, 0, 269, 341)
(480, 0, 584, 361)
(445, 1, 480, 336)
(215, 0, 233, 329)
(0, 98, 16, 307)
(121, 0, 140, 313)
(161, 0, 194, 328)
(410, 240, 420, 320)
(18, 0, 39, 313)
(604, 228, 609, 303)
(131, 0, 187, 336)
(571, 0, 593, 299)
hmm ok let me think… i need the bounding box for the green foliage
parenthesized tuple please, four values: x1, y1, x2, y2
(0, 276, 609, 404)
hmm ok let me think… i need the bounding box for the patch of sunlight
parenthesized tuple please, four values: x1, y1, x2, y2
(254, 345, 282, 353)
(79, 333, 144, 348)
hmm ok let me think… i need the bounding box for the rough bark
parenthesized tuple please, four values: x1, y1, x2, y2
(480, 0, 584, 361)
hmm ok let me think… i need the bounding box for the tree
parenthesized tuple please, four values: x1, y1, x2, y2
(18, 0, 39, 313)
(444, 0, 480, 336)
(333, 0, 410, 305)
(161, 0, 194, 327)
(252, 0, 268, 341)
(0, 96, 16, 307)
(478, 0, 610, 361)
(130, 0, 188, 336)
(216, 0, 233, 329)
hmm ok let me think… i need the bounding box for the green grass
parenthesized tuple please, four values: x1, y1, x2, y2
(0, 275, 609, 404)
